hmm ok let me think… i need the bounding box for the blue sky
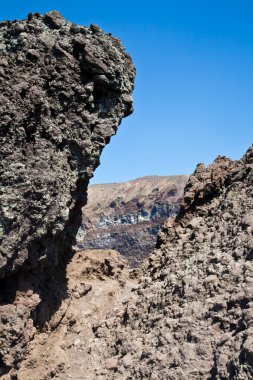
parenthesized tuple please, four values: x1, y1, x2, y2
(2, 1, 253, 183)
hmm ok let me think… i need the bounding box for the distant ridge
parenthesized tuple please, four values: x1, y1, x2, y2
(77, 174, 189, 266)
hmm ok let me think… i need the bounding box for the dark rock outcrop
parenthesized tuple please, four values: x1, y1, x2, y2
(91, 146, 253, 379)
(0, 11, 135, 377)
(77, 175, 188, 266)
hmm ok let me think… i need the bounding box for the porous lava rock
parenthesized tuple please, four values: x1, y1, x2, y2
(0, 11, 135, 377)
(0, 10, 134, 278)
(91, 146, 253, 379)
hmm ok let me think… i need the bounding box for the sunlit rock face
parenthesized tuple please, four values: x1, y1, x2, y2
(77, 175, 189, 266)
(91, 146, 253, 380)
(0, 11, 135, 376)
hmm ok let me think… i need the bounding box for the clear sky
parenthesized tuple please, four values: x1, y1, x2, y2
(2, 1, 253, 183)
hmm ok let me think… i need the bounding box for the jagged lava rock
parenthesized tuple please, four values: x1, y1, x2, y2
(91, 146, 253, 379)
(0, 11, 135, 278)
(77, 175, 188, 266)
(0, 11, 135, 377)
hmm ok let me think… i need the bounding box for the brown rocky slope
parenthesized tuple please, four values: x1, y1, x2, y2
(77, 175, 188, 266)
(0, 11, 135, 378)
(90, 146, 253, 379)
(15, 146, 253, 380)
(16, 249, 135, 380)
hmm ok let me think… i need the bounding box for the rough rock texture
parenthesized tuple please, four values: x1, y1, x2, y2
(77, 175, 188, 266)
(13, 147, 253, 380)
(0, 11, 135, 377)
(89, 146, 253, 379)
(0, 10, 134, 278)
(17, 249, 134, 380)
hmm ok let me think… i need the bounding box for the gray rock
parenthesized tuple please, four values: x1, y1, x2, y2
(91, 146, 253, 380)
(0, 11, 135, 278)
(0, 11, 135, 376)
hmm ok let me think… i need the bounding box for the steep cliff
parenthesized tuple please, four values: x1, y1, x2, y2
(77, 175, 188, 266)
(0, 11, 135, 377)
(90, 146, 253, 379)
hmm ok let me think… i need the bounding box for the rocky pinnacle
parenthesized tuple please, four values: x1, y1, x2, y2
(0, 11, 135, 278)
(91, 146, 253, 379)
(0, 11, 135, 376)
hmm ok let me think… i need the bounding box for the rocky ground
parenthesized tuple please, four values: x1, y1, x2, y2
(77, 175, 188, 266)
(16, 249, 136, 380)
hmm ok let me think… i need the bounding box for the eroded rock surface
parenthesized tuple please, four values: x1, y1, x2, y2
(77, 175, 188, 266)
(1, 11, 252, 380)
(0, 11, 135, 377)
(16, 147, 253, 380)
(90, 146, 253, 379)
(17, 249, 135, 380)
(0, 10, 134, 278)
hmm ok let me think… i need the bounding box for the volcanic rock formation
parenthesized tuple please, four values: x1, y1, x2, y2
(77, 175, 188, 266)
(1, 10, 253, 380)
(12, 147, 253, 380)
(0, 11, 135, 377)
(90, 146, 253, 379)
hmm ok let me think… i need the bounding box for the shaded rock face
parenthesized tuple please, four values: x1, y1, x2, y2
(0, 10, 134, 279)
(90, 146, 253, 379)
(77, 175, 188, 266)
(0, 11, 135, 377)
